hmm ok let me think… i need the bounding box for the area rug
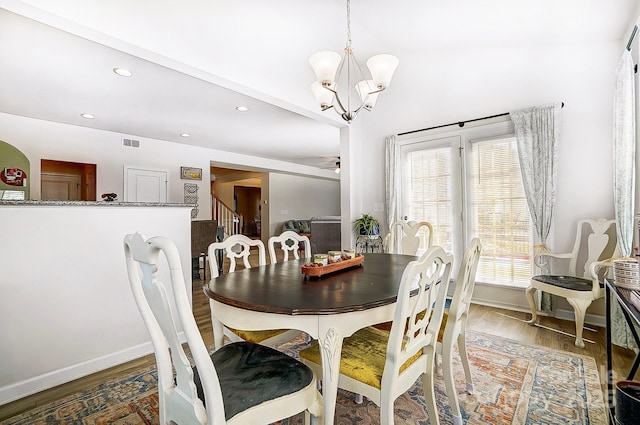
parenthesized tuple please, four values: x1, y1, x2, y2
(1, 331, 605, 425)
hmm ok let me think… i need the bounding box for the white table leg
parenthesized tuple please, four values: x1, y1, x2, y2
(210, 300, 225, 350)
(318, 327, 343, 425)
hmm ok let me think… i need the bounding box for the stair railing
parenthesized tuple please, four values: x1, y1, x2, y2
(212, 195, 243, 238)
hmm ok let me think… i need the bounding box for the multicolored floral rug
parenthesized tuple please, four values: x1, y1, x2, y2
(1, 331, 605, 425)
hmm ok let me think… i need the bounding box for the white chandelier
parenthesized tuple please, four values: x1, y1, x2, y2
(309, 0, 399, 123)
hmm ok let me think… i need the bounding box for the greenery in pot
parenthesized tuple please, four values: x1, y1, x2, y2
(353, 213, 380, 236)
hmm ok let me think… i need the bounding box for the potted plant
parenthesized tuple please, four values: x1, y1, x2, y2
(353, 213, 380, 236)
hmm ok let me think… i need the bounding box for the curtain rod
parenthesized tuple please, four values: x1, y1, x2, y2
(627, 25, 638, 51)
(398, 102, 564, 136)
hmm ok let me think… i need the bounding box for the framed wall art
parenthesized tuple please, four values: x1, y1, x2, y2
(180, 166, 202, 181)
(1, 167, 27, 186)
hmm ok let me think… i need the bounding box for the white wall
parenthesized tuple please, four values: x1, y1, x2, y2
(267, 172, 340, 237)
(357, 42, 619, 240)
(346, 41, 622, 320)
(0, 203, 192, 404)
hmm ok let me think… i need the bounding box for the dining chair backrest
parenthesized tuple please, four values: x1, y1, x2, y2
(124, 232, 224, 424)
(535, 218, 617, 279)
(268, 230, 311, 263)
(446, 237, 482, 331)
(208, 234, 266, 278)
(386, 245, 453, 380)
(386, 220, 434, 255)
(438, 238, 482, 425)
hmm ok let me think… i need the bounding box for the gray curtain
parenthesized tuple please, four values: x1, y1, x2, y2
(385, 135, 399, 230)
(612, 49, 638, 349)
(510, 102, 562, 312)
(614, 50, 636, 259)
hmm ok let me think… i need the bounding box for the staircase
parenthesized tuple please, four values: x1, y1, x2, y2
(212, 195, 243, 238)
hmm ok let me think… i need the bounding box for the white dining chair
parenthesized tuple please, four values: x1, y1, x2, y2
(268, 230, 311, 263)
(124, 232, 322, 425)
(526, 218, 616, 348)
(299, 245, 453, 425)
(370, 238, 482, 423)
(437, 237, 482, 425)
(385, 220, 434, 256)
(208, 234, 300, 347)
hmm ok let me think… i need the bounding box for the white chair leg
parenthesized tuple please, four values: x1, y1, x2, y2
(423, 354, 441, 425)
(566, 298, 592, 349)
(458, 324, 474, 394)
(379, 388, 395, 425)
(354, 393, 364, 404)
(442, 343, 462, 425)
(525, 285, 538, 325)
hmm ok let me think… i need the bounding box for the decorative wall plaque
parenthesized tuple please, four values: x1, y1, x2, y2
(180, 166, 202, 180)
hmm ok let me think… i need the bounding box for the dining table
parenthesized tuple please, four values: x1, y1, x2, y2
(203, 252, 418, 425)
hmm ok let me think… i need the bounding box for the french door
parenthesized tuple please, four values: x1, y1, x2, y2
(400, 136, 464, 263)
(398, 122, 532, 287)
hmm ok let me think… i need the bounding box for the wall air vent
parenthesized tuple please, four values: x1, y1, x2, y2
(122, 138, 140, 148)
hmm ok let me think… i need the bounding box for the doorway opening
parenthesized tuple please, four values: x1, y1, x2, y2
(235, 186, 261, 236)
(41, 159, 96, 201)
(211, 166, 263, 239)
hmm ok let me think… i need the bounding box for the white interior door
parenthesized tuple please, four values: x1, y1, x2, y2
(41, 173, 81, 201)
(125, 167, 168, 202)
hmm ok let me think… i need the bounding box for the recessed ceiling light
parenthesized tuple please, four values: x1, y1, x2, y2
(180, 133, 191, 137)
(81, 113, 95, 119)
(236, 106, 249, 112)
(113, 67, 133, 77)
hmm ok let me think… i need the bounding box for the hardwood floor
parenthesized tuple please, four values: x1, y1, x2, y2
(1, 256, 636, 421)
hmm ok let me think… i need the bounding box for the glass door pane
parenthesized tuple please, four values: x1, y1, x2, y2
(401, 136, 463, 260)
(467, 136, 532, 287)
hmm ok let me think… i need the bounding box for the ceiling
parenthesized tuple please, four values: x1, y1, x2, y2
(0, 0, 637, 171)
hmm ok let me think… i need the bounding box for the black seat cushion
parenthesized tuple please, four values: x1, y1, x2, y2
(532, 274, 603, 291)
(193, 341, 314, 420)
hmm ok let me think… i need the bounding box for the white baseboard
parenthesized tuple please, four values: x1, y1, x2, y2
(555, 308, 606, 329)
(0, 332, 187, 406)
(0, 342, 154, 406)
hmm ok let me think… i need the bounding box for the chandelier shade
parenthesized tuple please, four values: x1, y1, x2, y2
(367, 54, 400, 89)
(355, 80, 378, 110)
(308, 0, 398, 123)
(310, 81, 335, 109)
(309, 51, 342, 84)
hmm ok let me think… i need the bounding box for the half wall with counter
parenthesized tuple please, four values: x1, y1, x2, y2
(0, 200, 193, 405)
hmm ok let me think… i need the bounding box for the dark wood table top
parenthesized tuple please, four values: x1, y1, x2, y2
(203, 253, 418, 315)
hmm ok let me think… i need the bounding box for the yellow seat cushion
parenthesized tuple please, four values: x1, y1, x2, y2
(299, 326, 422, 389)
(438, 311, 448, 342)
(228, 327, 290, 344)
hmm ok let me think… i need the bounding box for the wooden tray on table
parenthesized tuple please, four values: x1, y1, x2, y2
(301, 254, 364, 278)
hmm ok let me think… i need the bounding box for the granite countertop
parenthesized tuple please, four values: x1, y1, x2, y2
(0, 200, 194, 207)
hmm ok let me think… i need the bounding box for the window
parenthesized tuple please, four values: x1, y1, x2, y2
(399, 119, 532, 287)
(467, 136, 532, 287)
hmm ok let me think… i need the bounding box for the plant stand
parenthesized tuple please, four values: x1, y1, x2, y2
(356, 234, 384, 253)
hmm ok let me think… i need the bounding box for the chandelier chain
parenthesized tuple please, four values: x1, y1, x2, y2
(346, 0, 352, 49)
